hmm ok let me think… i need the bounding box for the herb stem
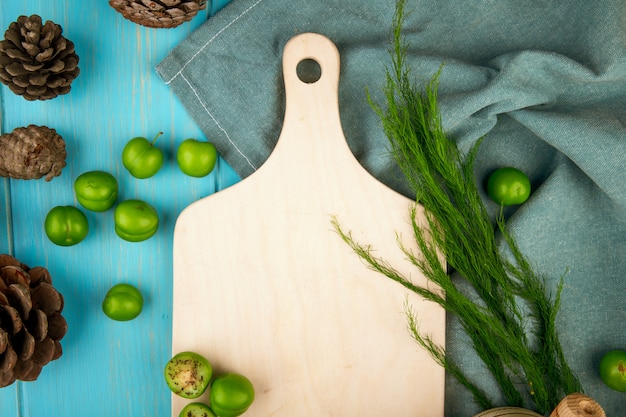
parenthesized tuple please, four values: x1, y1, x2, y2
(335, 0, 583, 413)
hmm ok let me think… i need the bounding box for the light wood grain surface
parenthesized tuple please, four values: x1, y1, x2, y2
(172, 33, 445, 417)
(0, 1, 237, 416)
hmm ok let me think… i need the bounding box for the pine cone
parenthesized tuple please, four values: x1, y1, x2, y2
(0, 125, 67, 181)
(109, 0, 207, 29)
(0, 15, 80, 101)
(0, 254, 68, 387)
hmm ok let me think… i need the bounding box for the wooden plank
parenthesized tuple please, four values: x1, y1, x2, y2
(0, 116, 19, 417)
(0, 1, 237, 416)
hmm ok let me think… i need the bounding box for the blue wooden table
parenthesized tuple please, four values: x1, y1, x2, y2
(0, 1, 237, 416)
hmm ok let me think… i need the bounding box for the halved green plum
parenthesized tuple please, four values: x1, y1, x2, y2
(178, 402, 216, 417)
(165, 351, 213, 399)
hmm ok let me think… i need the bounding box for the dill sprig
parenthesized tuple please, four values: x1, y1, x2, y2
(333, 0, 582, 414)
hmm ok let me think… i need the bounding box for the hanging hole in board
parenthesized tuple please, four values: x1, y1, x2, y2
(296, 59, 322, 83)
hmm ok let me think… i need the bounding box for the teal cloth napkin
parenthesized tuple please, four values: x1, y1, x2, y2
(157, 1, 626, 415)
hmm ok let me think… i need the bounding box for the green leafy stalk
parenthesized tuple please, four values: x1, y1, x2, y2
(334, 0, 582, 414)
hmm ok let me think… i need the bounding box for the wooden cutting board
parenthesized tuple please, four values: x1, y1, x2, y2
(172, 33, 445, 417)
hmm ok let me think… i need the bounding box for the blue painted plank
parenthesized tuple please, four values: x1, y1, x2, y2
(0, 1, 237, 416)
(0, 97, 19, 417)
(210, 0, 234, 15)
(0, 180, 18, 417)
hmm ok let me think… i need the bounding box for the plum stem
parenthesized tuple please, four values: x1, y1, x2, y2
(151, 132, 163, 145)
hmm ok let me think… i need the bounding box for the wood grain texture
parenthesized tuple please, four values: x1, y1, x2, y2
(172, 33, 446, 417)
(473, 407, 543, 417)
(549, 393, 606, 417)
(0, 1, 237, 416)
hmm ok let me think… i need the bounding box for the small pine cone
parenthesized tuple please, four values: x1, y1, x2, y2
(0, 254, 68, 387)
(109, 0, 207, 29)
(0, 15, 80, 101)
(0, 125, 67, 181)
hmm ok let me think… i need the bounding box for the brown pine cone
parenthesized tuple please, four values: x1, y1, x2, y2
(109, 0, 207, 29)
(0, 15, 80, 101)
(0, 254, 68, 387)
(0, 125, 67, 181)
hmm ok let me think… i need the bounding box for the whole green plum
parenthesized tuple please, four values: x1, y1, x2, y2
(209, 373, 255, 417)
(74, 170, 118, 212)
(114, 199, 159, 242)
(177, 138, 217, 178)
(44, 205, 89, 246)
(102, 283, 143, 321)
(122, 132, 164, 179)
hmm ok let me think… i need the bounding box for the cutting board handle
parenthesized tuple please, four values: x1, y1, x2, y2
(282, 32, 340, 99)
(273, 33, 348, 162)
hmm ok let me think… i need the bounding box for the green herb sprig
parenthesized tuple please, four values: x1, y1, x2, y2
(334, 0, 582, 414)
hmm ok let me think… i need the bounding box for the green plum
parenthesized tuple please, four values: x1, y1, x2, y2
(74, 170, 118, 212)
(44, 205, 89, 246)
(486, 167, 531, 206)
(164, 351, 213, 399)
(122, 132, 164, 179)
(114, 199, 159, 242)
(599, 349, 626, 392)
(178, 402, 216, 417)
(177, 138, 218, 178)
(102, 283, 143, 321)
(209, 373, 255, 417)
